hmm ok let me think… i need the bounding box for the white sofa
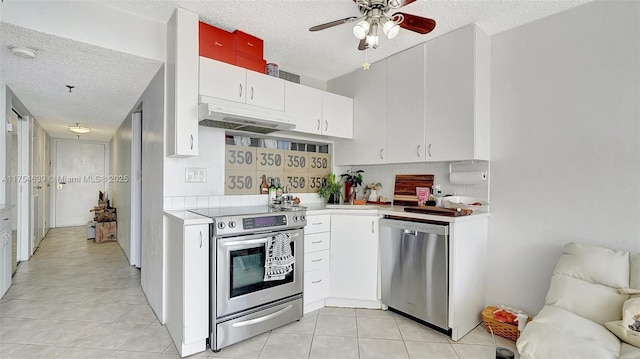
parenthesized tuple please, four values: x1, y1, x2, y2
(517, 242, 640, 359)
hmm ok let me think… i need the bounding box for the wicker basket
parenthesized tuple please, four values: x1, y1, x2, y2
(481, 306, 530, 341)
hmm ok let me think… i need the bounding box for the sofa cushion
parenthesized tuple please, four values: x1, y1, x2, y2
(517, 306, 621, 359)
(605, 297, 640, 348)
(631, 253, 640, 290)
(545, 242, 630, 325)
(620, 343, 640, 359)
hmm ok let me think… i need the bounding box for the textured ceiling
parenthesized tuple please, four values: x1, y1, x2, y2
(0, 0, 591, 142)
(104, 0, 592, 81)
(0, 22, 163, 142)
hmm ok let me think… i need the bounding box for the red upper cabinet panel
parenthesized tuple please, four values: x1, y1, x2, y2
(236, 52, 266, 74)
(234, 30, 264, 60)
(199, 22, 236, 65)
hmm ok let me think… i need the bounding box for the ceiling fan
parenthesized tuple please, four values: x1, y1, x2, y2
(309, 0, 436, 50)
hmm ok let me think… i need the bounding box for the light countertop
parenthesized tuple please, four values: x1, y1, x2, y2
(164, 203, 489, 225)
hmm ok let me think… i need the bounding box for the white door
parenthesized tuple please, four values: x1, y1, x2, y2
(54, 141, 106, 227)
(32, 122, 45, 247)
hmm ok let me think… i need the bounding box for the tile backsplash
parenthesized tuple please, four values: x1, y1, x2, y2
(335, 160, 490, 202)
(165, 161, 490, 210)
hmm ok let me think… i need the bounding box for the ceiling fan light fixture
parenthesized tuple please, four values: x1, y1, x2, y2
(383, 20, 400, 39)
(353, 20, 370, 40)
(68, 123, 91, 134)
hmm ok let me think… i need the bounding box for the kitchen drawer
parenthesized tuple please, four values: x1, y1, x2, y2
(304, 267, 329, 304)
(304, 250, 329, 272)
(199, 22, 235, 65)
(234, 30, 264, 59)
(0, 213, 10, 232)
(236, 52, 266, 74)
(304, 214, 330, 235)
(304, 232, 330, 254)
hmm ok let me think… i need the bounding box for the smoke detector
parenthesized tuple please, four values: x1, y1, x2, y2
(9, 46, 37, 59)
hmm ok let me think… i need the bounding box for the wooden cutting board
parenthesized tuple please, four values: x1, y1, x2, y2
(393, 174, 434, 206)
(404, 206, 474, 217)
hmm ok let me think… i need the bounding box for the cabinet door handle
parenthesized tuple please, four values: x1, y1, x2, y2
(199, 231, 203, 249)
(417, 144, 421, 158)
(311, 240, 322, 244)
(247, 42, 254, 47)
(2, 217, 8, 221)
(317, 119, 320, 131)
(239, 84, 243, 98)
(250, 87, 254, 100)
(428, 143, 432, 158)
(371, 220, 375, 233)
(311, 258, 322, 263)
(311, 222, 323, 226)
(190, 135, 194, 150)
(379, 148, 384, 160)
(312, 279, 323, 284)
(324, 120, 328, 132)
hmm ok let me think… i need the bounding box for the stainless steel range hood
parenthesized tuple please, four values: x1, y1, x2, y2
(199, 96, 294, 134)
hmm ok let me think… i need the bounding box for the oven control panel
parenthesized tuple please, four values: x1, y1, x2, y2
(242, 215, 287, 230)
(213, 211, 307, 236)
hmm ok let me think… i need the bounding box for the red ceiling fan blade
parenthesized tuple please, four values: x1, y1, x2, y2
(394, 12, 436, 34)
(309, 17, 358, 31)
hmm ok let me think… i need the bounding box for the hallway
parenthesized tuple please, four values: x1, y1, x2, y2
(0, 227, 184, 358)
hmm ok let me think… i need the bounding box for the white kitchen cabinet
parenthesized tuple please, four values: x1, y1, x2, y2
(165, 216, 209, 357)
(327, 213, 380, 308)
(352, 59, 388, 165)
(167, 8, 199, 157)
(285, 82, 323, 134)
(303, 214, 331, 313)
(387, 44, 426, 163)
(285, 82, 353, 139)
(321, 92, 353, 139)
(200, 57, 285, 111)
(425, 25, 490, 161)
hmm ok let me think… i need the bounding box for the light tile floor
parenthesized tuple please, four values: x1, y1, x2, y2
(0, 226, 520, 359)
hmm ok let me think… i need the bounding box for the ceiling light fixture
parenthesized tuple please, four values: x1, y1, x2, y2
(9, 45, 37, 59)
(69, 123, 91, 134)
(353, 8, 403, 50)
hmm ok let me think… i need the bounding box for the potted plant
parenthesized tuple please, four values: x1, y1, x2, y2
(317, 173, 342, 204)
(340, 169, 364, 202)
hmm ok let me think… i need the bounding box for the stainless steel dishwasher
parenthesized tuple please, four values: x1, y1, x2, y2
(379, 217, 449, 332)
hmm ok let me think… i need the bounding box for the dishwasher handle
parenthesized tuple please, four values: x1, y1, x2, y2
(403, 229, 418, 236)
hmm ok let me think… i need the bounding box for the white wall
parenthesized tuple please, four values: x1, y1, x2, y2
(489, 1, 640, 315)
(164, 126, 226, 197)
(109, 114, 133, 262)
(1, 1, 166, 61)
(139, 68, 165, 322)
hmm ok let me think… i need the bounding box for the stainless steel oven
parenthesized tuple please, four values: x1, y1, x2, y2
(216, 227, 303, 317)
(189, 206, 306, 352)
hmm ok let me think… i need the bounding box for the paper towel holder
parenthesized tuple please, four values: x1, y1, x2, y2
(449, 161, 488, 183)
(449, 160, 476, 175)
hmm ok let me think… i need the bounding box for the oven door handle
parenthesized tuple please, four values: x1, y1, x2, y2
(222, 237, 269, 247)
(231, 304, 293, 328)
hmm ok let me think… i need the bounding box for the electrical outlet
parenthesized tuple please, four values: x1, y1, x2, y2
(185, 167, 206, 183)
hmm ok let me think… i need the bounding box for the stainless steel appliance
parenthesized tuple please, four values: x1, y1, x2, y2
(379, 217, 449, 332)
(188, 206, 306, 352)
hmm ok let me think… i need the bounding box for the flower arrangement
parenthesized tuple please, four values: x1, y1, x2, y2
(364, 182, 382, 202)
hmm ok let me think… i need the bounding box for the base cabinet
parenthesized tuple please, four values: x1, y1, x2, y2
(303, 214, 331, 313)
(327, 213, 380, 308)
(165, 216, 209, 357)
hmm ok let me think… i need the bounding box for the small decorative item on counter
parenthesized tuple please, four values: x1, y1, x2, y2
(416, 187, 430, 206)
(260, 174, 269, 195)
(317, 173, 342, 204)
(364, 182, 382, 202)
(341, 169, 364, 204)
